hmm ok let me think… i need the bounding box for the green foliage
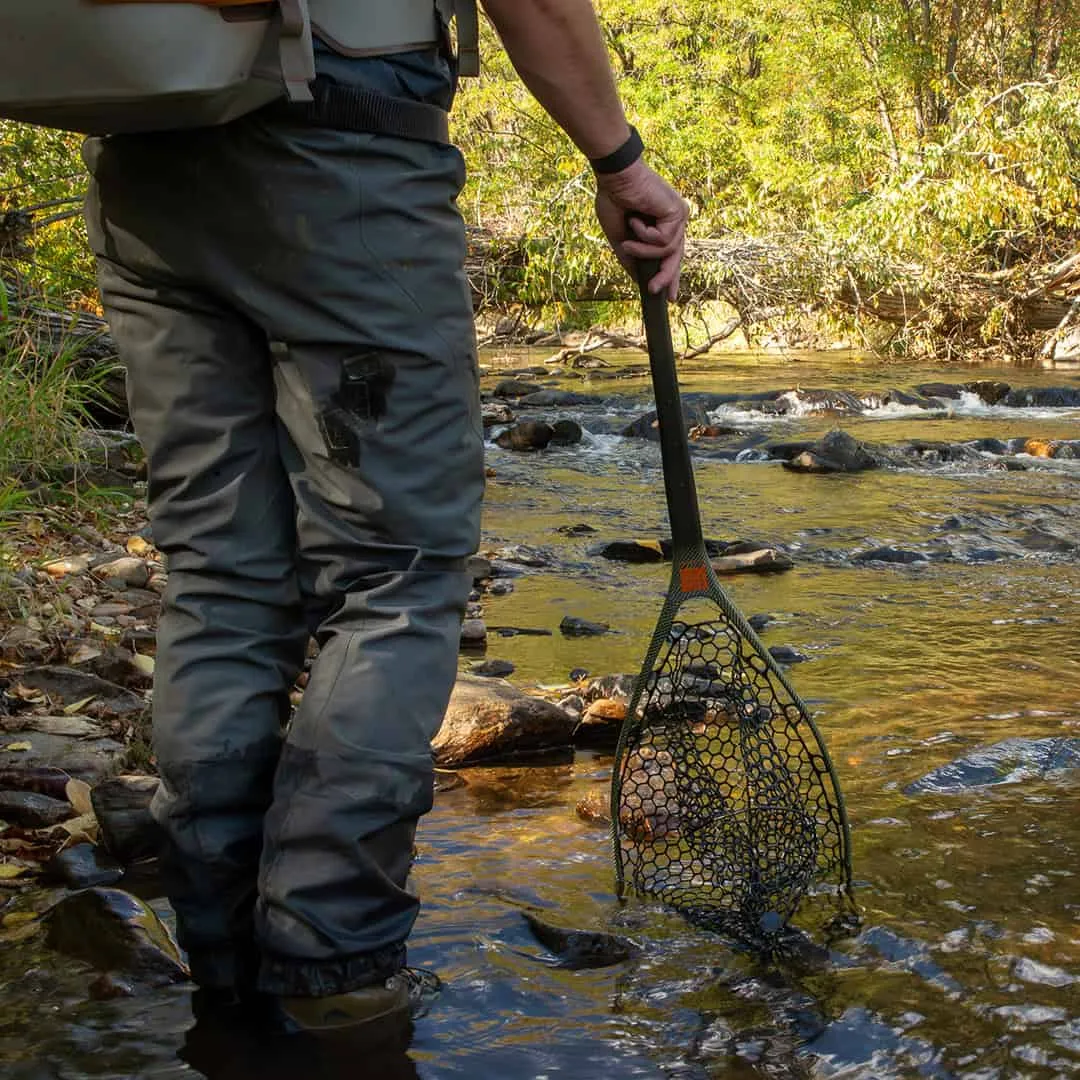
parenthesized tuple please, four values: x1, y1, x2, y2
(0, 288, 107, 485)
(0, 122, 93, 303)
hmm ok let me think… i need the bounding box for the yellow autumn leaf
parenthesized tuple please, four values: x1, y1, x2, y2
(65, 779, 94, 817)
(63, 695, 98, 715)
(635, 539, 664, 554)
(1, 912, 37, 928)
(126, 536, 153, 557)
(132, 653, 155, 677)
(3, 742, 32, 753)
(0, 864, 28, 880)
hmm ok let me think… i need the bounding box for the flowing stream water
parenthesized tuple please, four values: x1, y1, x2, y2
(1, 351, 1078, 1079)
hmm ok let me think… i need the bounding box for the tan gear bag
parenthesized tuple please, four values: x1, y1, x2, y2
(0, 0, 476, 135)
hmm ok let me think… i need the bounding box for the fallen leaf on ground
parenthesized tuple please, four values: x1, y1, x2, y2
(3, 743, 32, 753)
(65, 779, 94, 817)
(63, 696, 98, 715)
(57, 812, 99, 848)
(0, 864, 29, 880)
(132, 653, 155, 677)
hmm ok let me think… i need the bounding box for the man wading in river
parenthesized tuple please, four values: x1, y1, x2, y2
(83, 0, 687, 1040)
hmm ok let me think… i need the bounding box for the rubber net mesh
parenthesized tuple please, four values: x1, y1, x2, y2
(613, 612, 849, 939)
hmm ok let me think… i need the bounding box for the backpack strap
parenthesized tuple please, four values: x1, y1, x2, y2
(277, 0, 315, 102)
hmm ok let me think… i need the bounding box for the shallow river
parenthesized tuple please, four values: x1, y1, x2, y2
(2, 352, 1079, 1079)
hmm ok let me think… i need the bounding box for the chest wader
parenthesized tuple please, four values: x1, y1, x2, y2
(82, 1, 485, 997)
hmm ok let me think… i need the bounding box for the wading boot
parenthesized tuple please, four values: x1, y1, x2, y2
(277, 968, 441, 1037)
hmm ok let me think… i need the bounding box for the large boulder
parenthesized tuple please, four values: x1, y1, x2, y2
(433, 675, 577, 766)
(782, 430, 878, 474)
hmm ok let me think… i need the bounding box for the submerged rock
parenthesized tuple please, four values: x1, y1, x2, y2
(433, 675, 577, 766)
(768, 646, 808, 665)
(712, 548, 794, 575)
(905, 737, 1080, 794)
(469, 659, 515, 678)
(575, 789, 612, 826)
(782, 430, 878, 474)
(559, 615, 611, 637)
(43, 888, 188, 984)
(521, 911, 642, 969)
(853, 547, 928, 565)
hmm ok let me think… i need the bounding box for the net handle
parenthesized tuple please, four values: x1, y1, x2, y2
(628, 215, 706, 560)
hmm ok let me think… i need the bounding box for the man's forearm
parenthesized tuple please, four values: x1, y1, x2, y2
(478, 0, 630, 160)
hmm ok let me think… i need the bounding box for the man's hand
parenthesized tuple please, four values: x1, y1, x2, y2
(594, 160, 688, 301)
(479, 0, 689, 300)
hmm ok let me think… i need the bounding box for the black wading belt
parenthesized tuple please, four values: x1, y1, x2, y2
(271, 76, 450, 144)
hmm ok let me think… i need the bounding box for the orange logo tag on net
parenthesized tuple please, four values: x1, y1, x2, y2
(679, 565, 709, 593)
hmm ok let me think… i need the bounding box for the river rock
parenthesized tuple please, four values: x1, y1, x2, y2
(489, 544, 552, 567)
(575, 789, 612, 826)
(768, 645, 808, 665)
(517, 390, 594, 407)
(467, 555, 493, 582)
(91, 557, 150, 590)
(584, 674, 636, 702)
(0, 625, 53, 665)
(560, 615, 611, 637)
(43, 843, 124, 889)
(904, 737, 1080, 794)
(0, 790, 74, 828)
(75, 646, 154, 691)
(853, 546, 928, 565)
(622, 400, 711, 440)
(1002, 386, 1080, 408)
(556, 523, 597, 537)
(783, 388, 865, 414)
(493, 378, 544, 399)
(43, 888, 188, 984)
(495, 421, 554, 451)
(884, 388, 935, 408)
(460, 619, 488, 648)
(481, 402, 515, 428)
(966, 380, 1010, 405)
(469, 659, 515, 678)
(549, 419, 584, 446)
(521, 911, 641, 969)
(433, 675, 577, 766)
(711, 548, 794, 574)
(556, 694, 584, 719)
(0, 732, 126, 785)
(487, 580, 515, 597)
(593, 540, 666, 563)
(783, 430, 878, 474)
(91, 775, 162, 865)
(748, 613, 773, 632)
(16, 667, 145, 716)
(915, 382, 964, 400)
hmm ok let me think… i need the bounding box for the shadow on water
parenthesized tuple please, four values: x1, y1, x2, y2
(1, 352, 1078, 1078)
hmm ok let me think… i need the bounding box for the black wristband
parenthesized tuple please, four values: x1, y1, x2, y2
(589, 126, 644, 175)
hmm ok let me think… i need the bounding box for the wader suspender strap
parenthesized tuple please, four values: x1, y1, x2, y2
(279, 0, 316, 102)
(457, 0, 480, 77)
(279, 77, 451, 143)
